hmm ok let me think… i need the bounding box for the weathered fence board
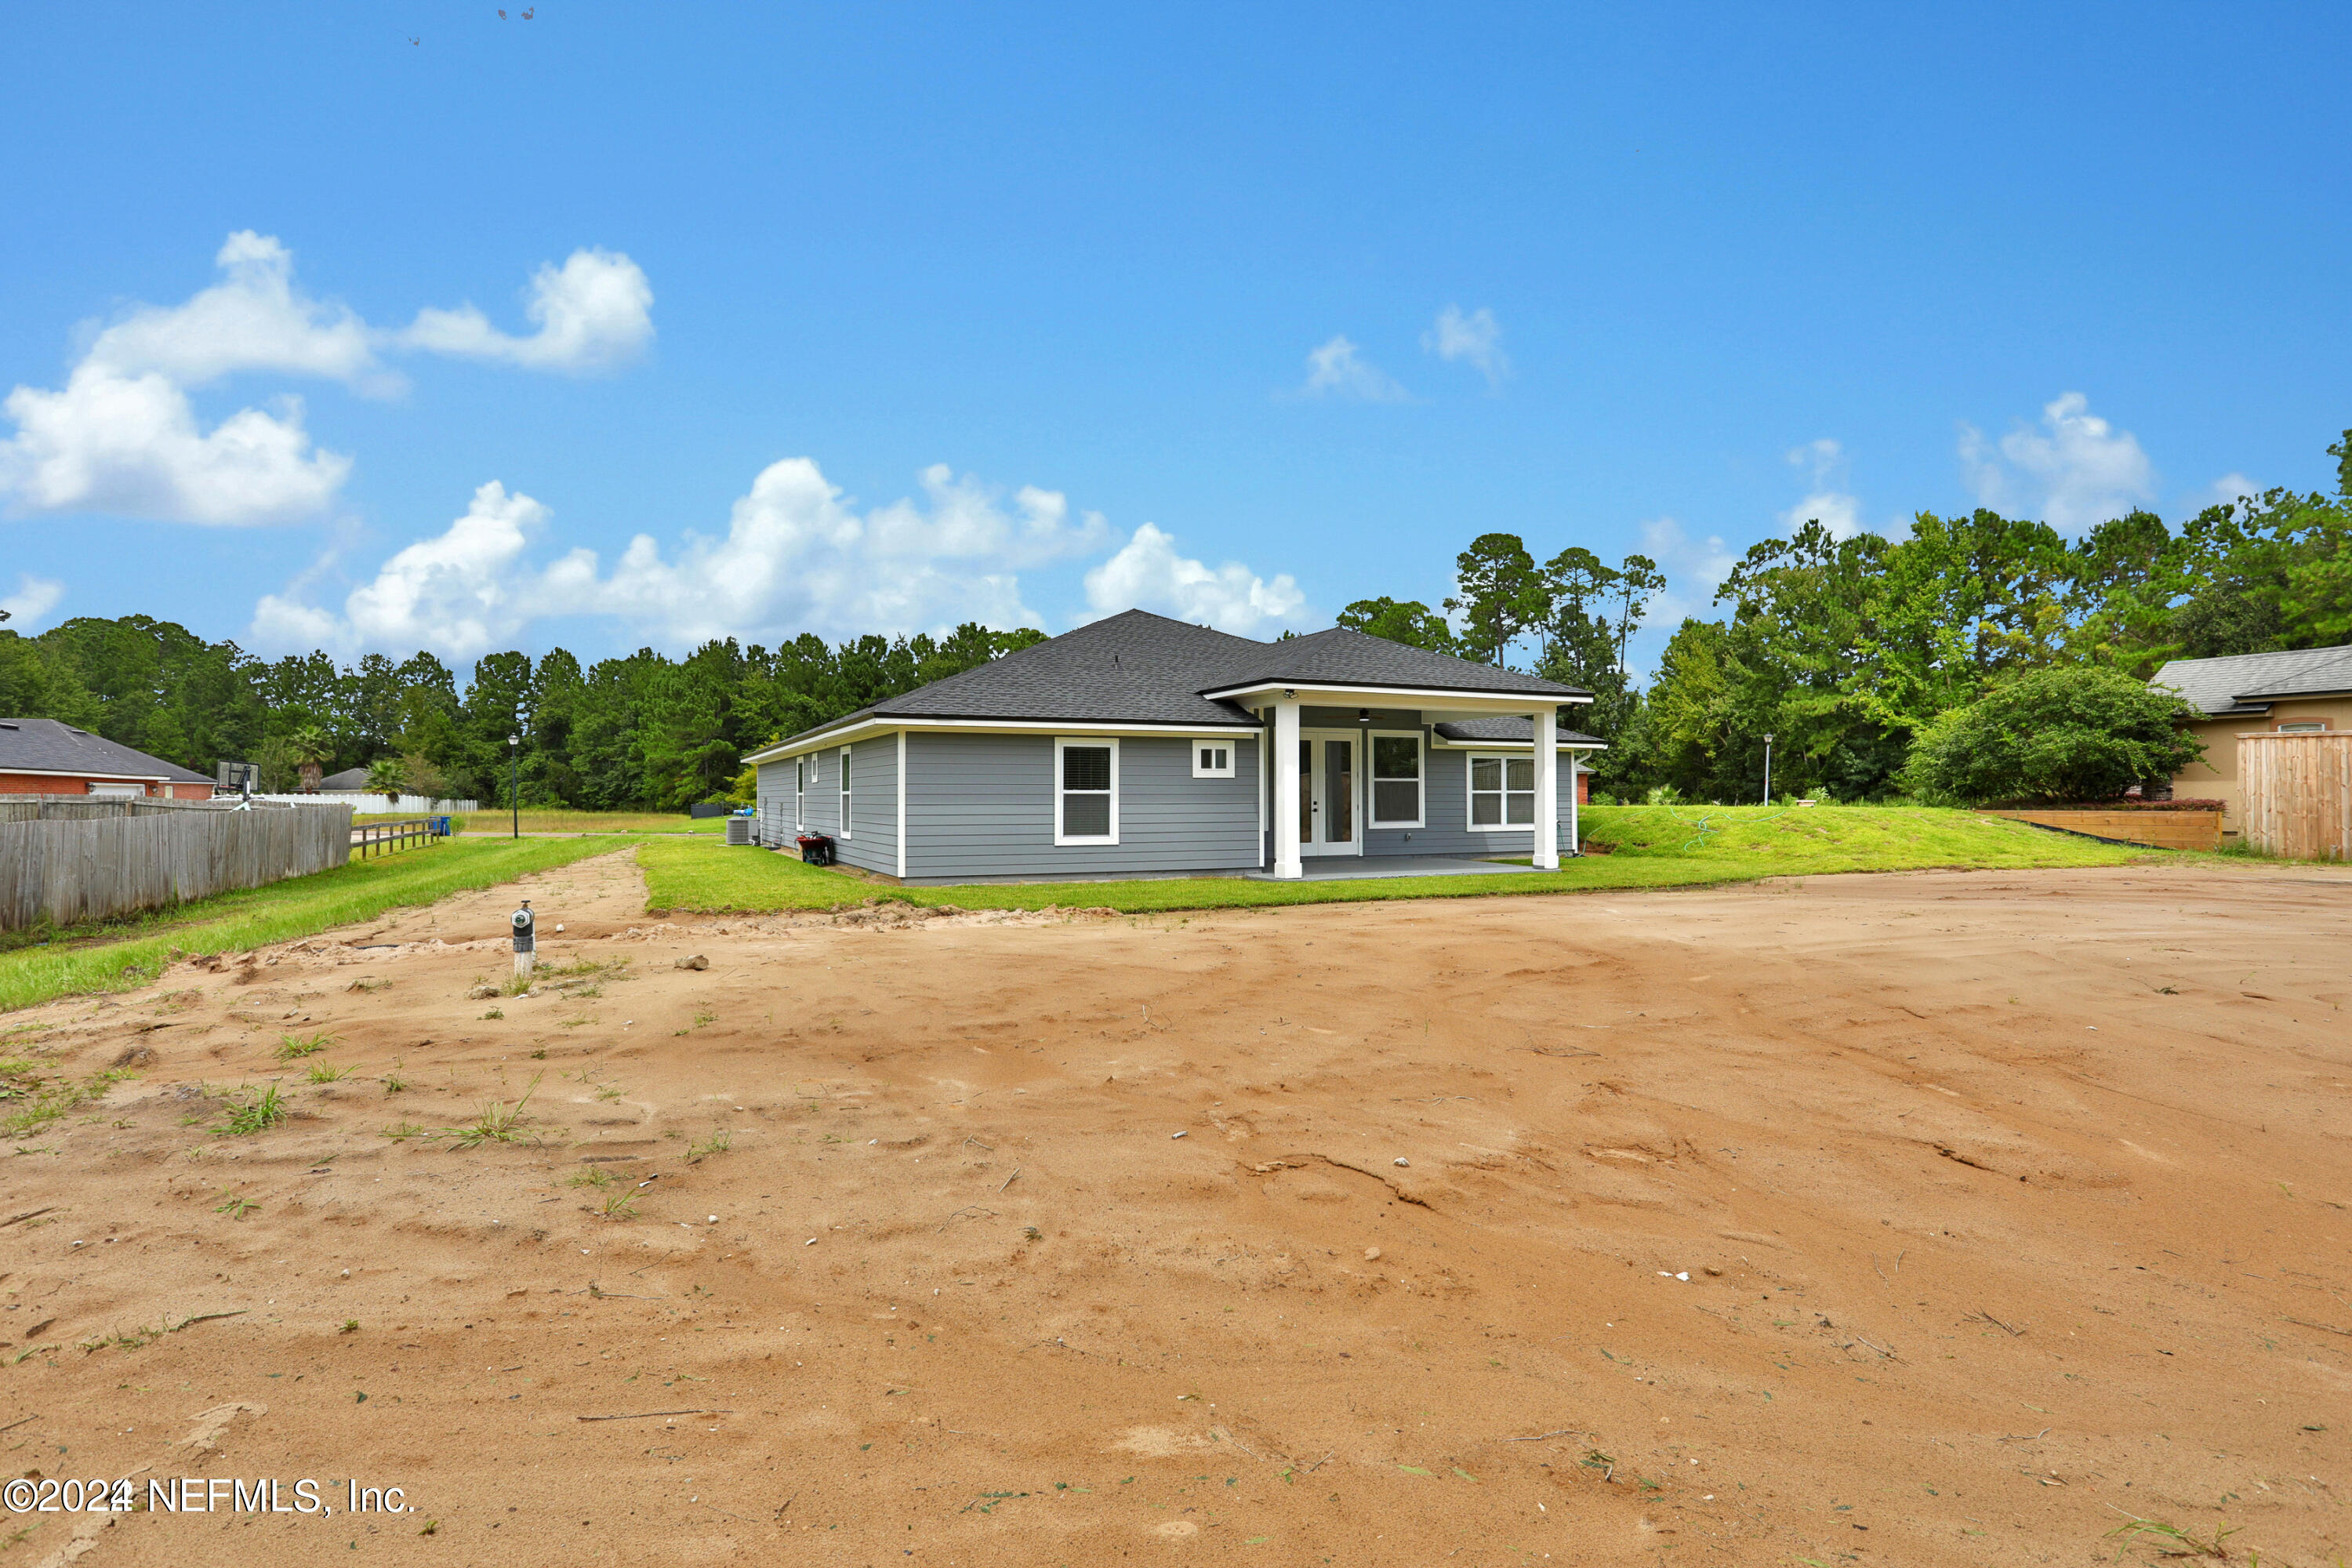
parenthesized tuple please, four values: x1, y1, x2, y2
(0, 797, 351, 930)
(2241, 732, 2352, 861)
(1977, 808, 2223, 851)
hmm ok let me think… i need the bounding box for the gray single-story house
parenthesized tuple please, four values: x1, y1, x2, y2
(743, 611, 1603, 884)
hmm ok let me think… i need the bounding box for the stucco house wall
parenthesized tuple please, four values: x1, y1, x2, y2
(2175, 695, 2352, 831)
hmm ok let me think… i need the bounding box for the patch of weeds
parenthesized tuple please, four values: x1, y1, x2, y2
(340, 1319, 359, 1334)
(1580, 1448, 1617, 1483)
(214, 1191, 259, 1219)
(1, 1065, 133, 1139)
(217, 1082, 289, 1136)
(379, 1069, 409, 1094)
(597, 1191, 639, 1221)
(440, 1071, 544, 1149)
(569, 1166, 613, 1189)
(305, 1062, 350, 1084)
(528, 1048, 546, 1059)
(481, 1007, 504, 1021)
(274, 1033, 331, 1060)
(2103, 1513, 2242, 1561)
(381, 1120, 426, 1142)
(593, 1083, 624, 1102)
(685, 1130, 732, 1163)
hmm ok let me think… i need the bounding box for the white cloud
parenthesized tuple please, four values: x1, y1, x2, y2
(1959, 392, 2154, 532)
(2203, 471, 2258, 510)
(0, 234, 654, 527)
(1779, 436, 1864, 540)
(1637, 514, 1737, 628)
(0, 365, 350, 525)
(1, 572, 64, 630)
(1421, 304, 1508, 388)
(400, 249, 654, 373)
(1298, 335, 1408, 402)
(253, 459, 1197, 659)
(1082, 523, 1306, 635)
(84, 230, 391, 392)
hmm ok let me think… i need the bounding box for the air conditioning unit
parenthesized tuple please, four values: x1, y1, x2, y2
(724, 815, 753, 846)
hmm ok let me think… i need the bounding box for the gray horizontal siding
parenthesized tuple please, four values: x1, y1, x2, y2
(907, 731, 1259, 880)
(835, 735, 899, 876)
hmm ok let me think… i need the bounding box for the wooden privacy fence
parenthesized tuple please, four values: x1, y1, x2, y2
(0, 796, 352, 931)
(2240, 732, 2352, 861)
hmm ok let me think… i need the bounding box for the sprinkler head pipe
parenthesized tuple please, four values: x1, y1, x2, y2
(510, 899, 535, 982)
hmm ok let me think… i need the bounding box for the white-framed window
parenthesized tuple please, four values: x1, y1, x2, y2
(1054, 737, 1120, 845)
(1467, 753, 1536, 829)
(2277, 720, 2329, 733)
(793, 757, 806, 829)
(837, 746, 853, 838)
(1192, 740, 1235, 779)
(1369, 731, 1424, 827)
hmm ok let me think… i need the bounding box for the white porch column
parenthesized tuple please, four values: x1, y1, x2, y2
(1272, 698, 1304, 879)
(1532, 706, 1560, 870)
(1566, 748, 1581, 858)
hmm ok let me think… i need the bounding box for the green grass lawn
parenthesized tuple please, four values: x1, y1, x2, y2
(0, 836, 639, 1014)
(637, 804, 2147, 916)
(354, 809, 728, 835)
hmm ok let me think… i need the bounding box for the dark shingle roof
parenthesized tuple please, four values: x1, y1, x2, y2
(318, 767, 372, 792)
(848, 612, 1273, 728)
(1432, 717, 1608, 746)
(0, 718, 213, 783)
(2150, 644, 2352, 715)
(1203, 626, 1588, 700)
(762, 612, 1592, 753)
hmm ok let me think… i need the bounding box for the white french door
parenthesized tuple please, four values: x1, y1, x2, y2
(1297, 729, 1362, 856)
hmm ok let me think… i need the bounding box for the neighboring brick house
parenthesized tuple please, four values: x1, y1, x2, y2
(2151, 644, 2352, 831)
(0, 717, 216, 799)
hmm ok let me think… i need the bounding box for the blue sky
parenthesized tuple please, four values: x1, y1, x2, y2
(4, 3, 2347, 675)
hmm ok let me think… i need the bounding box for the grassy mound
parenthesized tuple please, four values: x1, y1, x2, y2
(0, 837, 635, 1014)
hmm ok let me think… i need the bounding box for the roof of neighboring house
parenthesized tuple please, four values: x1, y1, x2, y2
(1432, 717, 1609, 747)
(2150, 644, 2352, 716)
(0, 717, 214, 783)
(756, 611, 1591, 755)
(318, 767, 372, 792)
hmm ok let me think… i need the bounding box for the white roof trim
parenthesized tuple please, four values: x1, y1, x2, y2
(0, 764, 185, 782)
(1200, 679, 1589, 706)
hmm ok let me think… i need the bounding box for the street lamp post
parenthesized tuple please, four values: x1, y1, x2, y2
(508, 732, 521, 840)
(1762, 732, 1774, 806)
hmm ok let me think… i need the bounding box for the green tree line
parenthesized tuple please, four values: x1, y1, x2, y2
(1348, 428, 2352, 804)
(0, 615, 1041, 809)
(6, 429, 2345, 812)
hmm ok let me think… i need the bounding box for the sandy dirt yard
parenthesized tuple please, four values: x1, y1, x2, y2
(2, 851, 2349, 1567)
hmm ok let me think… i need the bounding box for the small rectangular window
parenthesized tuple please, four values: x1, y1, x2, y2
(794, 758, 805, 829)
(1370, 733, 1422, 826)
(2277, 720, 2328, 732)
(837, 746, 853, 839)
(1056, 739, 1119, 844)
(1468, 753, 1536, 829)
(1192, 742, 1235, 779)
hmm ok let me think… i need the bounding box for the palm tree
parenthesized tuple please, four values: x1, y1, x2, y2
(286, 726, 333, 794)
(365, 756, 408, 808)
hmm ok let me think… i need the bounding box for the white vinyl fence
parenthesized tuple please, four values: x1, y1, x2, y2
(237, 793, 480, 814)
(0, 796, 352, 931)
